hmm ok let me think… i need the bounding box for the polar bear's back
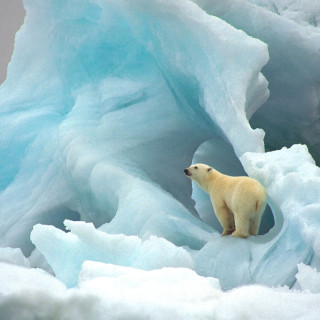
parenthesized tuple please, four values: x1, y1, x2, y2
(218, 175, 267, 216)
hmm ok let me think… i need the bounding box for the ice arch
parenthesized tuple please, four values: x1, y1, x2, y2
(0, 0, 268, 256)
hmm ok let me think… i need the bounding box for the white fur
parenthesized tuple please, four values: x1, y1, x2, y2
(185, 163, 267, 238)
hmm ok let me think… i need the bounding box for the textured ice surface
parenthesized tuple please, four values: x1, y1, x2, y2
(296, 263, 320, 293)
(247, 0, 320, 28)
(1, 0, 320, 318)
(31, 220, 194, 287)
(195, 0, 320, 163)
(0, 0, 268, 256)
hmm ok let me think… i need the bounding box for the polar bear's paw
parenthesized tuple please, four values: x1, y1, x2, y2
(221, 229, 234, 236)
(231, 231, 248, 239)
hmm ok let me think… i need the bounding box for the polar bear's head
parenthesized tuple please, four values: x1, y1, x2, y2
(184, 163, 212, 191)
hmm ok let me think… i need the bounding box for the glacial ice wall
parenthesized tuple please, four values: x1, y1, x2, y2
(1, 0, 320, 316)
(195, 0, 320, 162)
(0, 0, 269, 256)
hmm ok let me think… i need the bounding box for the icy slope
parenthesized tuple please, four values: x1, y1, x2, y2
(1, 0, 320, 318)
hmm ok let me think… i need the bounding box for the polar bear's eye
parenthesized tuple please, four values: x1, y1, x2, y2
(194, 166, 198, 169)
(207, 168, 212, 172)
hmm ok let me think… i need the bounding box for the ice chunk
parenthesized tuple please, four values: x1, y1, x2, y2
(240, 145, 320, 285)
(31, 220, 194, 287)
(296, 263, 320, 293)
(0, 247, 30, 268)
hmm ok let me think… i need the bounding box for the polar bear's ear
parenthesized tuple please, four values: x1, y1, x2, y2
(207, 168, 212, 172)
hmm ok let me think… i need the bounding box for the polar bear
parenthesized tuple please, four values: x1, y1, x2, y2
(184, 163, 267, 238)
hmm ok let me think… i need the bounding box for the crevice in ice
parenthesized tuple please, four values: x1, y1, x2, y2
(40, 207, 81, 232)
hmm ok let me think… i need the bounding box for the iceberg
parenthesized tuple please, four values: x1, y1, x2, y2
(1, 0, 320, 318)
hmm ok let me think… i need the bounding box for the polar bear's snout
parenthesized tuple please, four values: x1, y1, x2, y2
(184, 168, 191, 176)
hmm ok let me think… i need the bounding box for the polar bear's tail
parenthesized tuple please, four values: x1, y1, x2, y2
(256, 200, 260, 213)
(254, 183, 267, 215)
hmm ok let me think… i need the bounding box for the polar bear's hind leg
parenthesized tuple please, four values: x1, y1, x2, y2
(249, 213, 262, 236)
(232, 213, 250, 238)
(213, 202, 235, 236)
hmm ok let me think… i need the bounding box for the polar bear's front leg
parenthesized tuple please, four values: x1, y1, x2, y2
(212, 201, 235, 236)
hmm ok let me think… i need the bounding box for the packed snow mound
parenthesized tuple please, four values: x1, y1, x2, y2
(1, 0, 320, 318)
(0, 261, 320, 320)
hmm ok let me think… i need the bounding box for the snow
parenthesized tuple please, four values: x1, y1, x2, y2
(1, 0, 320, 318)
(296, 263, 320, 294)
(0, 261, 319, 320)
(0, 247, 30, 268)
